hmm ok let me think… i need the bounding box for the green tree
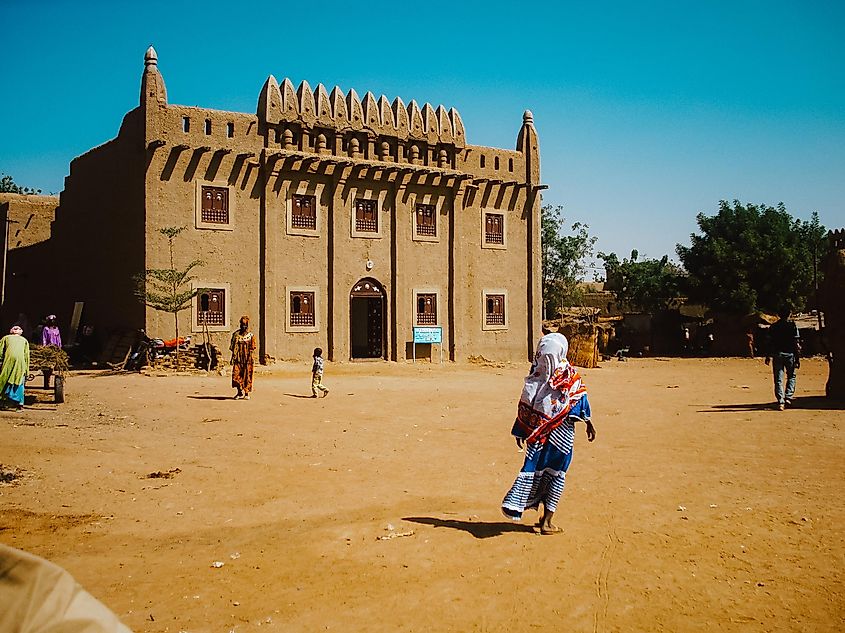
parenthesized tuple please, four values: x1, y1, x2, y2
(598, 250, 684, 314)
(676, 201, 826, 314)
(541, 204, 597, 318)
(0, 173, 41, 195)
(133, 227, 203, 364)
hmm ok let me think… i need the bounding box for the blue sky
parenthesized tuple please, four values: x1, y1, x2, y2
(2, 0, 843, 268)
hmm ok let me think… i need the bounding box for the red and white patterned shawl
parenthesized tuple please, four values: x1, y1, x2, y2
(512, 333, 587, 445)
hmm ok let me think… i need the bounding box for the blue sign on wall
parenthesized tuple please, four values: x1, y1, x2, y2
(413, 326, 442, 344)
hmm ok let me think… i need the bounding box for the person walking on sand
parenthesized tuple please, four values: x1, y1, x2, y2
(230, 315, 256, 400)
(765, 307, 801, 410)
(0, 326, 30, 410)
(311, 347, 329, 398)
(502, 332, 595, 534)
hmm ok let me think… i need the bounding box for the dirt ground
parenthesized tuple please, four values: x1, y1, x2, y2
(1, 357, 843, 632)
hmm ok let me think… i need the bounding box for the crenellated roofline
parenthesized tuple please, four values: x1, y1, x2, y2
(139, 48, 539, 181)
(258, 75, 466, 148)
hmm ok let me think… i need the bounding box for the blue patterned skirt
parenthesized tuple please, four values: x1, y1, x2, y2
(502, 420, 575, 519)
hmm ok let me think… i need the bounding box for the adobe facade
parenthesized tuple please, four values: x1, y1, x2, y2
(15, 47, 544, 363)
(0, 193, 59, 323)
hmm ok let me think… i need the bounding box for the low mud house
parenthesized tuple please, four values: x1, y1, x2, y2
(13, 47, 545, 363)
(0, 193, 58, 330)
(821, 228, 845, 398)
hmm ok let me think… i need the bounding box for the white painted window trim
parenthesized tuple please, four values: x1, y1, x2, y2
(191, 281, 232, 333)
(481, 208, 507, 250)
(350, 189, 386, 239)
(286, 183, 322, 238)
(195, 180, 235, 231)
(285, 285, 320, 333)
(412, 287, 442, 327)
(481, 288, 509, 331)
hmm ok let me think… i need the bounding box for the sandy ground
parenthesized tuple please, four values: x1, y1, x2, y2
(0, 356, 843, 632)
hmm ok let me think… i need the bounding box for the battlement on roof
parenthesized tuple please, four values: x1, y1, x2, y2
(830, 228, 845, 250)
(138, 46, 539, 180)
(257, 75, 466, 149)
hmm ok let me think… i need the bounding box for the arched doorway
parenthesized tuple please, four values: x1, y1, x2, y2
(350, 278, 386, 359)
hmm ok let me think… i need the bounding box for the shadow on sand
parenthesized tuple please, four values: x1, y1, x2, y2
(403, 516, 535, 539)
(701, 395, 844, 413)
(187, 395, 234, 401)
(283, 393, 317, 399)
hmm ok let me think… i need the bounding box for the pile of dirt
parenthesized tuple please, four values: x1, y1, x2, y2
(467, 355, 505, 368)
(0, 465, 22, 484)
(144, 468, 181, 479)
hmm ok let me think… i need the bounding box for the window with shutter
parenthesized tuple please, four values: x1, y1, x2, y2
(201, 186, 230, 225)
(197, 288, 226, 327)
(485, 294, 505, 326)
(416, 293, 437, 325)
(290, 291, 315, 327)
(355, 199, 378, 233)
(291, 194, 317, 230)
(484, 212, 504, 245)
(415, 203, 436, 237)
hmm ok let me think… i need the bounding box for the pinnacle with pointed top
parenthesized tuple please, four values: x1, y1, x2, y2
(141, 45, 167, 106)
(145, 46, 158, 67)
(523, 110, 534, 125)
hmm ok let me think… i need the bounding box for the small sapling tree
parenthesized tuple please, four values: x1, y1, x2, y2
(134, 226, 203, 364)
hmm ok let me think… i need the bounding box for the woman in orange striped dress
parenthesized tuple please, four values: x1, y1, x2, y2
(230, 315, 256, 400)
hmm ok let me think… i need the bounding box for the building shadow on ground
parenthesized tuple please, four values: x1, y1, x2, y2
(701, 396, 844, 413)
(403, 516, 535, 539)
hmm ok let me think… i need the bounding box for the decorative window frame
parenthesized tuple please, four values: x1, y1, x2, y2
(195, 181, 235, 231)
(191, 281, 231, 333)
(412, 287, 441, 327)
(410, 194, 441, 243)
(286, 184, 321, 237)
(481, 208, 507, 250)
(350, 190, 386, 239)
(285, 285, 320, 333)
(481, 288, 509, 331)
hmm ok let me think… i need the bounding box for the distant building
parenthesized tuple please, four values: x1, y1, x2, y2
(0, 193, 58, 318)
(5, 48, 544, 362)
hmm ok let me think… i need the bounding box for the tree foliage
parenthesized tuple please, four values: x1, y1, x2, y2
(541, 204, 597, 317)
(0, 173, 41, 195)
(134, 227, 203, 361)
(598, 250, 684, 314)
(676, 201, 826, 314)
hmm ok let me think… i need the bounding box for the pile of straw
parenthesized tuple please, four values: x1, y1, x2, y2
(30, 345, 70, 374)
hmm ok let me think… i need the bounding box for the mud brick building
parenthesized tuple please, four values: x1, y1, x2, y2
(9, 47, 544, 362)
(0, 194, 58, 322)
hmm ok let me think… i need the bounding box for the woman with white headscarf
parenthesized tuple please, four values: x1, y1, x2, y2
(0, 326, 30, 410)
(502, 332, 595, 534)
